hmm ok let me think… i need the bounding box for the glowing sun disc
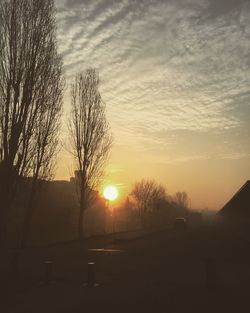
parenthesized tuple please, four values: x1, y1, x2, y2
(103, 186, 118, 201)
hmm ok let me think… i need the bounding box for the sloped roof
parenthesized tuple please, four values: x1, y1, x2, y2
(218, 181, 250, 217)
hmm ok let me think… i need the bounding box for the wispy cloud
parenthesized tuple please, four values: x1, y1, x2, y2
(56, 0, 250, 161)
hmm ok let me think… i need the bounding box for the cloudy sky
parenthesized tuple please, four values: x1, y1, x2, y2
(55, 0, 250, 210)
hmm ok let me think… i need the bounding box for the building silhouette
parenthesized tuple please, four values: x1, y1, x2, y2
(218, 180, 250, 219)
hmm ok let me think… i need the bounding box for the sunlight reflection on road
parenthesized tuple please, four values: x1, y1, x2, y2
(88, 248, 122, 254)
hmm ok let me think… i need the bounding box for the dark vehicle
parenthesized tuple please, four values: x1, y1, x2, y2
(174, 217, 187, 230)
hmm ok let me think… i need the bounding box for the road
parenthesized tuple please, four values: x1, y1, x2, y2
(1, 222, 250, 313)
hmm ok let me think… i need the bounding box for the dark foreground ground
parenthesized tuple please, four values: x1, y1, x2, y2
(1, 221, 250, 313)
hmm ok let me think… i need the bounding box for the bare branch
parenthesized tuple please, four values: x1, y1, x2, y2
(0, 0, 64, 248)
(68, 68, 113, 239)
(131, 179, 167, 223)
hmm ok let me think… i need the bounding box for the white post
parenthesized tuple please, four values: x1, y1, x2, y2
(44, 261, 53, 283)
(87, 262, 95, 287)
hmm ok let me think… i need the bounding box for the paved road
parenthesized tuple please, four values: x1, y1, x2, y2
(2, 223, 250, 313)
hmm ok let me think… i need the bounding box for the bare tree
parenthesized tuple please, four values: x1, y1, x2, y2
(69, 69, 112, 240)
(0, 0, 63, 249)
(174, 191, 189, 208)
(20, 77, 63, 248)
(131, 179, 166, 225)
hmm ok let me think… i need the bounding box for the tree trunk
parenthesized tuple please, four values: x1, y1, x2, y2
(20, 179, 38, 249)
(78, 207, 84, 240)
(11, 179, 37, 277)
(0, 162, 14, 275)
(20, 195, 34, 249)
(0, 162, 14, 250)
(0, 192, 10, 250)
(78, 191, 86, 241)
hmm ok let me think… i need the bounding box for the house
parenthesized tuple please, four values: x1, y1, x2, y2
(218, 180, 250, 219)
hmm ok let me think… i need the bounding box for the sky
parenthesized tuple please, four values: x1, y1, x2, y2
(54, 0, 250, 210)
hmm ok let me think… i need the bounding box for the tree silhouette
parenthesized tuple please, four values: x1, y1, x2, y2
(131, 179, 166, 225)
(0, 0, 63, 249)
(69, 69, 112, 239)
(174, 191, 189, 208)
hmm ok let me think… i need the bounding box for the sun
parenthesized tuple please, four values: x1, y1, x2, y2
(103, 185, 118, 201)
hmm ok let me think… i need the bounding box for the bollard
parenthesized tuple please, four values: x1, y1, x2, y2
(44, 261, 53, 284)
(87, 262, 95, 287)
(204, 257, 216, 290)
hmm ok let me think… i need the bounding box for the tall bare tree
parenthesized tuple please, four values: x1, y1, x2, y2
(0, 0, 63, 249)
(174, 191, 189, 208)
(20, 78, 63, 248)
(69, 69, 112, 239)
(131, 179, 166, 224)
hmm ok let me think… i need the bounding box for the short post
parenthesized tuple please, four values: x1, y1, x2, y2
(44, 261, 53, 284)
(87, 262, 95, 287)
(204, 257, 216, 290)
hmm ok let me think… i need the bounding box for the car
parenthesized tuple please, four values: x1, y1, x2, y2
(174, 217, 187, 230)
